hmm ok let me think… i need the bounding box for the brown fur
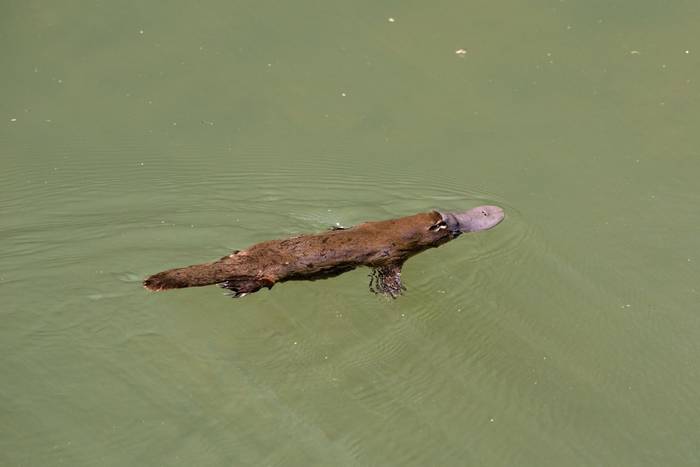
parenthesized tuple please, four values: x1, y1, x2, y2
(143, 211, 456, 297)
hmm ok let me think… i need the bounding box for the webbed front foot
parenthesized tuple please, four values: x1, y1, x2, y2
(369, 263, 406, 299)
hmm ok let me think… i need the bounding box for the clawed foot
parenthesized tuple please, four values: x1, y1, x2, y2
(369, 264, 406, 299)
(218, 281, 248, 298)
(218, 277, 274, 299)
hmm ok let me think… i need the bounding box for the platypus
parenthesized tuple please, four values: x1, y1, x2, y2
(144, 205, 504, 298)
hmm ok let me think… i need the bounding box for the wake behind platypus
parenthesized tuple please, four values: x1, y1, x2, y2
(143, 206, 504, 298)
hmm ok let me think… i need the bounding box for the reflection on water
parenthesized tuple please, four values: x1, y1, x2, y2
(3, 1, 700, 466)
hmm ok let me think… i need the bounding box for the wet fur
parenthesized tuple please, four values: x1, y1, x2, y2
(144, 211, 457, 298)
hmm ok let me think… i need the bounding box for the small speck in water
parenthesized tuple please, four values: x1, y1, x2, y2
(455, 48, 467, 57)
(341, 92, 347, 97)
(139, 29, 144, 35)
(489, 418, 495, 423)
(388, 17, 395, 23)
(629, 50, 640, 55)
(10, 118, 17, 122)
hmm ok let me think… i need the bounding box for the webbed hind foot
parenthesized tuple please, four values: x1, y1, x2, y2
(218, 277, 274, 299)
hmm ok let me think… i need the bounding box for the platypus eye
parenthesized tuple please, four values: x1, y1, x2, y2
(429, 221, 448, 231)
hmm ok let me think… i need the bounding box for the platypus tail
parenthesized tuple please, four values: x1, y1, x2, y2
(143, 256, 274, 297)
(143, 259, 232, 291)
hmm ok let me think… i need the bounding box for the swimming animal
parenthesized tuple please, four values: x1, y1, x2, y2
(143, 206, 504, 298)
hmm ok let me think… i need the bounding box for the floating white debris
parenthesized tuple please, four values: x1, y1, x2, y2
(139, 29, 144, 35)
(388, 17, 395, 23)
(341, 92, 347, 97)
(685, 50, 690, 54)
(630, 50, 640, 55)
(10, 118, 17, 122)
(455, 48, 467, 56)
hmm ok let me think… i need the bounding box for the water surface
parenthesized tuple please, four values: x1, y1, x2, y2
(2, 1, 700, 466)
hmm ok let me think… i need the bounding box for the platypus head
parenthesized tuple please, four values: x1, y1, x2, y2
(438, 205, 505, 234)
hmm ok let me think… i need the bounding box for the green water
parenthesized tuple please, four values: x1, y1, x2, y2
(3, 1, 700, 466)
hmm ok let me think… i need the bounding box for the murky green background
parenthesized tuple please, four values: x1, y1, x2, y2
(2, 1, 700, 466)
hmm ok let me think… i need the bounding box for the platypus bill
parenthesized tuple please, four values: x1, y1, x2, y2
(143, 206, 505, 299)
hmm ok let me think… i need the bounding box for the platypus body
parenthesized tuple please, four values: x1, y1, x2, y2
(144, 206, 504, 298)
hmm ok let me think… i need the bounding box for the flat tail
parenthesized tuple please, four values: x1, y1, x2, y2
(143, 259, 234, 291)
(143, 270, 185, 291)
